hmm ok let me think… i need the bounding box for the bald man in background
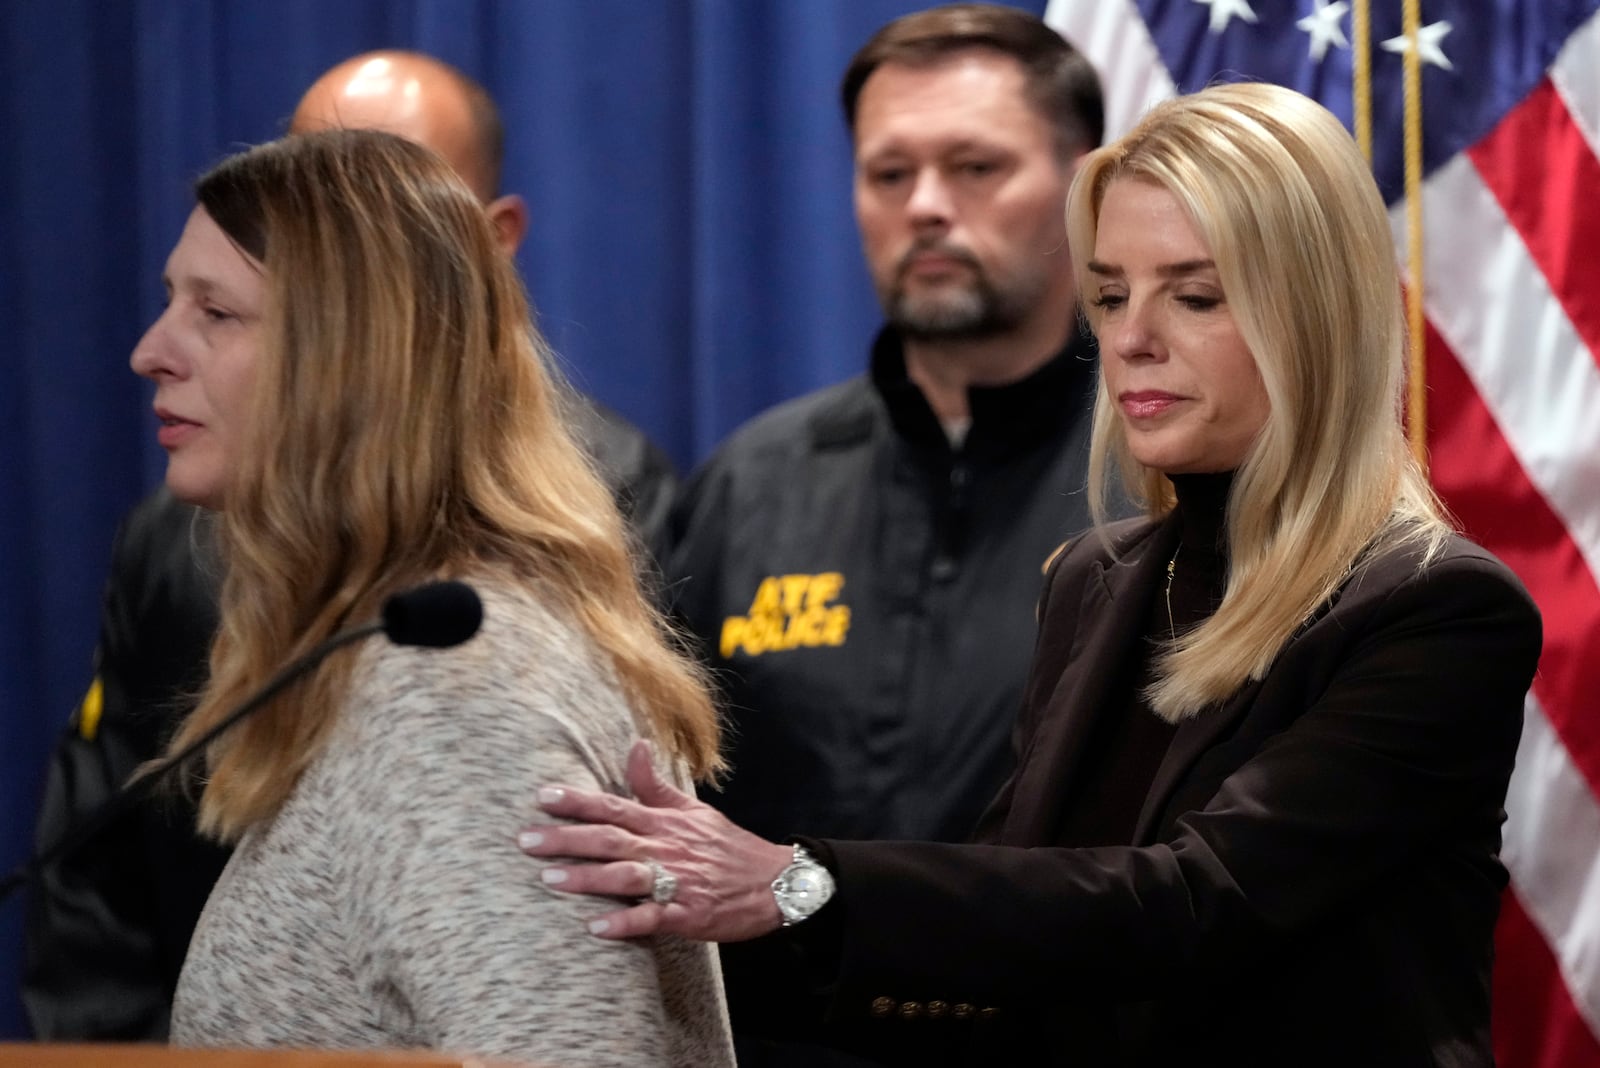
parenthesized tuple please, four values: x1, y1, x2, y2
(21, 51, 674, 1042)
(294, 52, 678, 532)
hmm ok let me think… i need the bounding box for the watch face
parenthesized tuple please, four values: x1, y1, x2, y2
(778, 868, 826, 904)
(776, 859, 834, 922)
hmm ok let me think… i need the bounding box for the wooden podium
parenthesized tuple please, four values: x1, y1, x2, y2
(0, 1046, 541, 1067)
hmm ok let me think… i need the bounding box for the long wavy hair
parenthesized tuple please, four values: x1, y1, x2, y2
(1066, 82, 1449, 721)
(166, 129, 720, 839)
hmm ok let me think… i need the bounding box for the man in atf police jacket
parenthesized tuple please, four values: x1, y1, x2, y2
(22, 51, 675, 1041)
(658, 9, 1107, 1065)
(668, 328, 1099, 844)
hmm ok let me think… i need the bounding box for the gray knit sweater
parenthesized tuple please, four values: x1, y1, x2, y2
(170, 578, 734, 1068)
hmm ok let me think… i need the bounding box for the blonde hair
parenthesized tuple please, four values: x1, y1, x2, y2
(1065, 82, 1449, 721)
(169, 130, 720, 839)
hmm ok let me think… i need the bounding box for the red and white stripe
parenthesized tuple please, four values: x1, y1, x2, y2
(1044, 1, 1600, 1062)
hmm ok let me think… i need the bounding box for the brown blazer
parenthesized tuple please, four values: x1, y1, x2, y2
(813, 515, 1542, 1067)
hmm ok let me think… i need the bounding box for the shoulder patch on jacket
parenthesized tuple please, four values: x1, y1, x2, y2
(75, 677, 105, 741)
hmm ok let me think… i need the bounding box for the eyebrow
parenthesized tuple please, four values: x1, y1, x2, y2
(859, 137, 1007, 163)
(1086, 258, 1217, 278)
(160, 272, 224, 298)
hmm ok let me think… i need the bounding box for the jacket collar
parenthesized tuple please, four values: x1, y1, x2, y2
(1003, 505, 1354, 847)
(1023, 509, 1280, 846)
(864, 325, 1099, 460)
(999, 516, 1178, 846)
(1018, 512, 1268, 846)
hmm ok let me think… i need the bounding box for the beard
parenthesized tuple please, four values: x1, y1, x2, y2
(878, 240, 1045, 342)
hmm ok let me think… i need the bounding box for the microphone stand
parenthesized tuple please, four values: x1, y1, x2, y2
(0, 622, 382, 905)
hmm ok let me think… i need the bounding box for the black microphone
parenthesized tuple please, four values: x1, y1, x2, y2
(0, 580, 483, 904)
(382, 579, 484, 648)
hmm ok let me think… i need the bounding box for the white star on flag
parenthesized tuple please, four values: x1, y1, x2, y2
(1193, 0, 1258, 35)
(1296, 0, 1350, 62)
(1381, 20, 1456, 71)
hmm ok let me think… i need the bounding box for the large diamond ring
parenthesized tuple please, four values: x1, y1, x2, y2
(647, 859, 678, 905)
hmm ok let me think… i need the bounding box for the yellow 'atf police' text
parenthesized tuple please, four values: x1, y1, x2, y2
(720, 572, 851, 657)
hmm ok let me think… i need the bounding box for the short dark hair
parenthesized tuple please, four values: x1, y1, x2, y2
(841, 3, 1104, 157)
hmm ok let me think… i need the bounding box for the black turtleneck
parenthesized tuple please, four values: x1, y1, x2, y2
(1054, 471, 1234, 848)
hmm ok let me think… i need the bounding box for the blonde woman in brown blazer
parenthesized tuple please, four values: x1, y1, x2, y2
(522, 82, 1540, 1067)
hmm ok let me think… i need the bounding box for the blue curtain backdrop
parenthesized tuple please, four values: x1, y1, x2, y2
(0, 0, 1048, 1038)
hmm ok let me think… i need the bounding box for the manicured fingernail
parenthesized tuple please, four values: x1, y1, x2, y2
(541, 868, 568, 885)
(588, 919, 610, 935)
(518, 831, 543, 850)
(538, 787, 565, 806)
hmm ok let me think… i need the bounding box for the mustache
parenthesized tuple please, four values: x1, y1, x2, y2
(894, 240, 982, 280)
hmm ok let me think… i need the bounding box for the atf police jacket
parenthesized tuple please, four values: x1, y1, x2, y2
(661, 326, 1101, 846)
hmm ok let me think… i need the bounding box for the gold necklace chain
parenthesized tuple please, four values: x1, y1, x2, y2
(1165, 545, 1181, 637)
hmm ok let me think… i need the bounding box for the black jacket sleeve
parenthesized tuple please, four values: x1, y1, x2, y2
(566, 395, 678, 558)
(21, 489, 229, 1041)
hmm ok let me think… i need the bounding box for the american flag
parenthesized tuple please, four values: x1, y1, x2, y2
(1044, 0, 1600, 1063)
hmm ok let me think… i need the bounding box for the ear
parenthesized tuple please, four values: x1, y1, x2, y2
(485, 194, 530, 256)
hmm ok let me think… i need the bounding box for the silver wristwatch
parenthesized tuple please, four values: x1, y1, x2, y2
(771, 844, 836, 926)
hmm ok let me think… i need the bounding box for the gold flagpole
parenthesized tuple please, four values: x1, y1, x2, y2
(1401, 0, 1428, 471)
(1352, 0, 1373, 164)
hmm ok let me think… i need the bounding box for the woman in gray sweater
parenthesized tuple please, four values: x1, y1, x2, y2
(130, 128, 733, 1068)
